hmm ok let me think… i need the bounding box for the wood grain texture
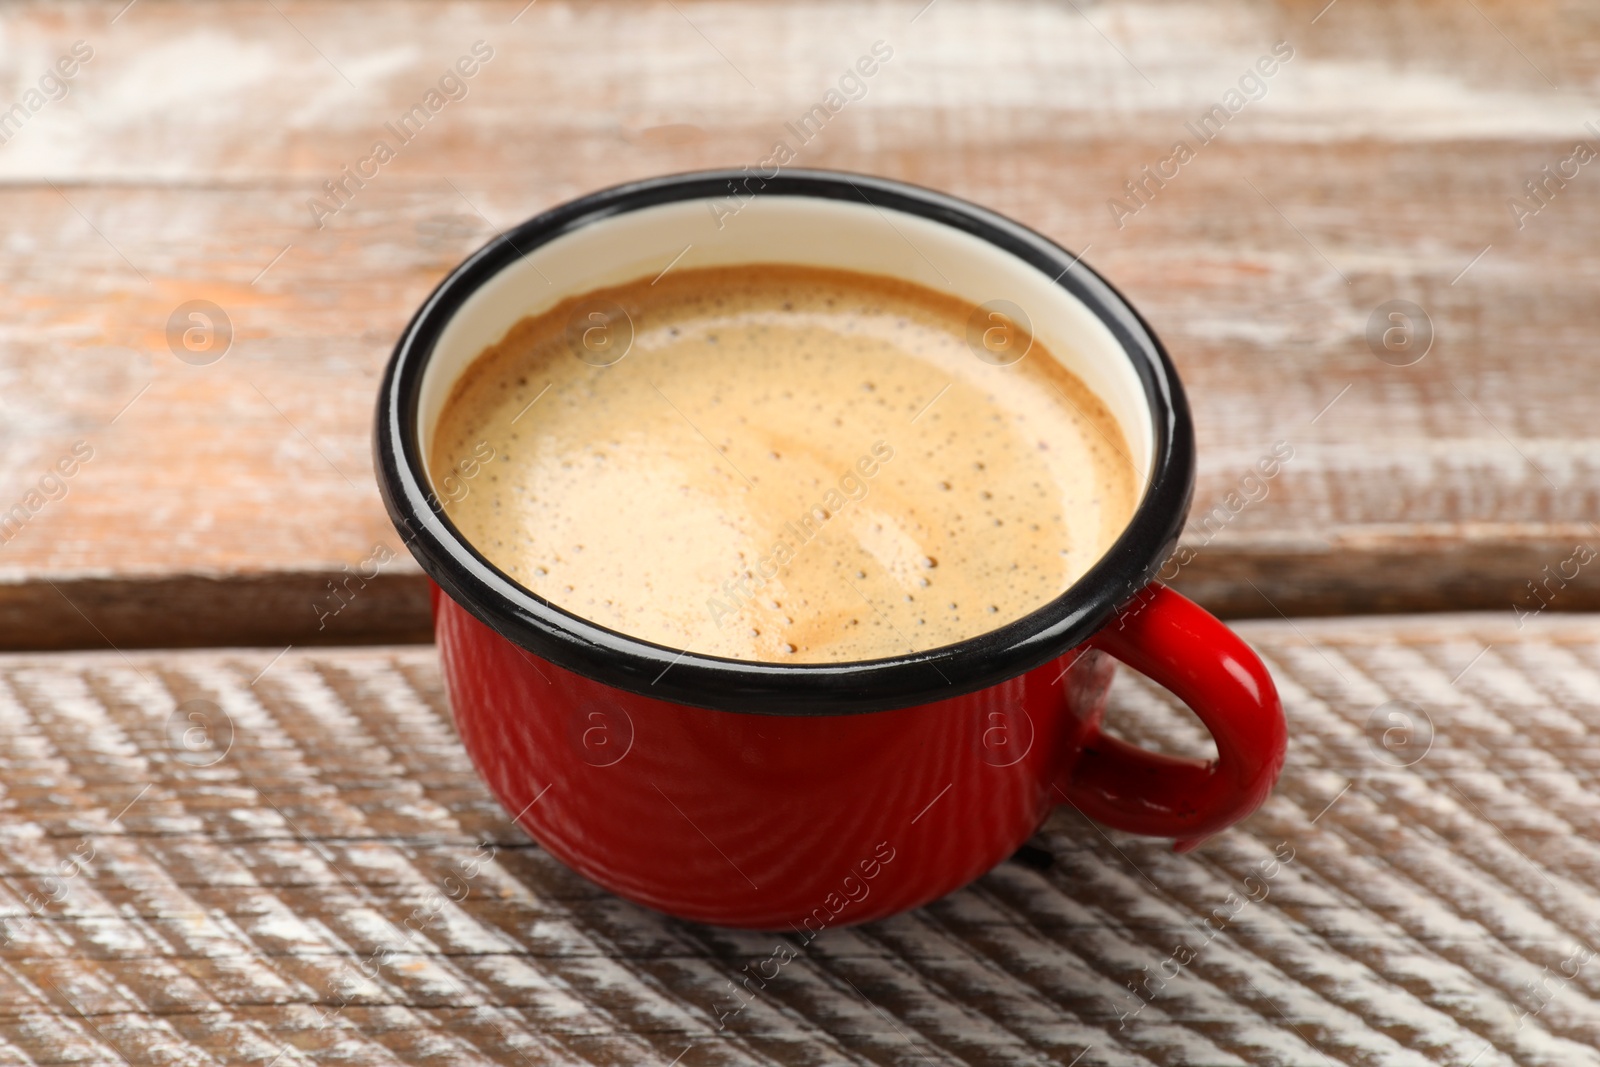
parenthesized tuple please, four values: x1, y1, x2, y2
(3, 616, 1600, 1065)
(1, 0, 1598, 646)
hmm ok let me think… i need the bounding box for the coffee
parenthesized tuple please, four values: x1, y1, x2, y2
(430, 264, 1137, 663)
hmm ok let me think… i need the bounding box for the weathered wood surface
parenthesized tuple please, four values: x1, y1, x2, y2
(2, 0, 1597, 647)
(3, 616, 1600, 1065)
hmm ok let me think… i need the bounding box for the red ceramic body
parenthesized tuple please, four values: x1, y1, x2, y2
(435, 581, 1285, 930)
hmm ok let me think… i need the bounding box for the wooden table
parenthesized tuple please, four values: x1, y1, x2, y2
(2, 0, 1597, 1062)
(7, 620, 1600, 1067)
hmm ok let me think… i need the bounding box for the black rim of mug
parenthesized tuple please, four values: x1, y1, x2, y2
(375, 168, 1195, 716)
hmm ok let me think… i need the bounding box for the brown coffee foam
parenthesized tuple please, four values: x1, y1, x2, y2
(430, 264, 1137, 664)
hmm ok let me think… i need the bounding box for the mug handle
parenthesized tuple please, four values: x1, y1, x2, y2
(1060, 582, 1287, 852)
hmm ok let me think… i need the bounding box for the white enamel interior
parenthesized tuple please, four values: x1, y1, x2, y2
(417, 195, 1154, 485)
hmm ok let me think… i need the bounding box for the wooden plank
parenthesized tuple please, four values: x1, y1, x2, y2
(1, 0, 1597, 647)
(2, 614, 1599, 1064)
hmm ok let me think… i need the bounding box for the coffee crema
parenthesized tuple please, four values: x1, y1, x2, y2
(430, 264, 1138, 663)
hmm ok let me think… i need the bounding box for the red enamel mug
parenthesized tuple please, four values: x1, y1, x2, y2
(375, 170, 1287, 929)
